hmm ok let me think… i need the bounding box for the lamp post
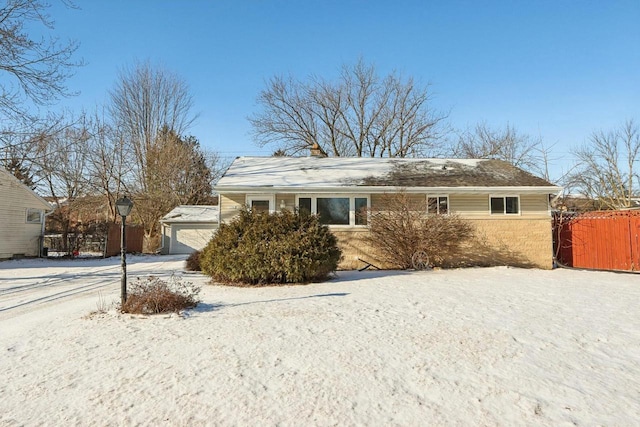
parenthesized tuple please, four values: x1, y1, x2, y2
(115, 196, 134, 307)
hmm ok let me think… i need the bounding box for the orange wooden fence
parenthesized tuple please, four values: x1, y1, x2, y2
(104, 223, 144, 257)
(554, 210, 640, 271)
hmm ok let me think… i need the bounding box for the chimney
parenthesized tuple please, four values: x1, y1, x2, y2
(310, 142, 327, 157)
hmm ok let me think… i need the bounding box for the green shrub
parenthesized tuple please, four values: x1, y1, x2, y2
(185, 250, 201, 271)
(121, 275, 201, 314)
(200, 208, 342, 285)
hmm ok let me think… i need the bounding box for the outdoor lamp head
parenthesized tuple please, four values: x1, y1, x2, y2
(116, 196, 134, 217)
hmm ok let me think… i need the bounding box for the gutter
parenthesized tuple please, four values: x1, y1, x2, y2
(213, 185, 563, 195)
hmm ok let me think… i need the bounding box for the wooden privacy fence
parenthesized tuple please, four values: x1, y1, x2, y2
(104, 223, 144, 257)
(554, 210, 640, 272)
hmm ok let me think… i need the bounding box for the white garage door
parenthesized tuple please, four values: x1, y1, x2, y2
(170, 224, 217, 254)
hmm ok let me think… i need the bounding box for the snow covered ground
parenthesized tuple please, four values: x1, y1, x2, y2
(1, 256, 639, 426)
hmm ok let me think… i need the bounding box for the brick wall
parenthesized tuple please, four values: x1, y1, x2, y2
(333, 218, 554, 270)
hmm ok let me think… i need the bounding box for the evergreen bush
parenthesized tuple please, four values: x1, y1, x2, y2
(185, 250, 201, 271)
(200, 208, 342, 285)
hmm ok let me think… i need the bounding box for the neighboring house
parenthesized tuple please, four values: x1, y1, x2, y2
(160, 205, 219, 254)
(0, 167, 53, 259)
(214, 155, 562, 269)
(554, 193, 640, 212)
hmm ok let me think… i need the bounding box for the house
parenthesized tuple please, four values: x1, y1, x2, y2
(0, 167, 53, 259)
(160, 205, 219, 254)
(214, 156, 562, 269)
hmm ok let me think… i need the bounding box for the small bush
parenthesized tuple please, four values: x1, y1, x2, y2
(367, 192, 475, 269)
(121, 275, 201, 314)
(185, 250, 201, 271)
(200, 208, 342, 285)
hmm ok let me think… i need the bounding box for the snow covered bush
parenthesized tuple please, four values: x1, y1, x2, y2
(121, 275, 200, 314)
(367, 192, 475, 269)
(200, 208, 342, 285)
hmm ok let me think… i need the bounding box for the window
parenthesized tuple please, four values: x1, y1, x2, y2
(26, 208, 43, 224)
(317, 197, 349, 225)
(490, 196, 519, 215)
(427, 196, 449, 215)
(299, 197, 312, 215)
(355, 197, 368, 225)
(246, 195, 274, 213)
(251, 200, 270, 212)
(296, 195, 369, 226)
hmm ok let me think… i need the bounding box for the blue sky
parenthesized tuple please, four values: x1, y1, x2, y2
(45, 0, 639, 180)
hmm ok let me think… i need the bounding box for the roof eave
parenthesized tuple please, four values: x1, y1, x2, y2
(214, 185, 563, 194)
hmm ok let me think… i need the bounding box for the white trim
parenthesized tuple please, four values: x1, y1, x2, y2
(246, 194, 275, 213)
(489, 194, 521, 216)
(296, 194, 370, 228)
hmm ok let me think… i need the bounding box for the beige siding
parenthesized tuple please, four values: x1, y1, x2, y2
(449, 193, 550, 218)
(450, 194, 489, 217)
(0, 171, 50, 258)
(219, 194, 245, 224)
(370, 193, 425, 209)
(520, 194, 550, 217)
(371, 193, 550, 218)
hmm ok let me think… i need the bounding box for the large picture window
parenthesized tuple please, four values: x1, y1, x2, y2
(317, 197, 349, 225)
(297, 195, 369, 226)
(490, 196, 520, 215)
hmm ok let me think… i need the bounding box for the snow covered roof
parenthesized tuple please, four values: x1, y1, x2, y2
(214, 157, 560, 193)
(160, 205, 219, 223)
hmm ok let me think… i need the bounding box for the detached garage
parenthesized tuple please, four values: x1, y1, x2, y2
(160, 205, 219, 255)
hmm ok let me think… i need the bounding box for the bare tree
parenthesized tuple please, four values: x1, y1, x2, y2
(450, 123, 549, 176)
(0, 0, 81, 118)
(35, 113, 92, 252)
(249, 58, 447, 157)
(83, 110, 132, 221)
(568, 120, 640, 210)
(0, 111, 76, 187)
(108, 61, 197, 191)
(0, 131, 38, 188)
(107, 61, 204, 250)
